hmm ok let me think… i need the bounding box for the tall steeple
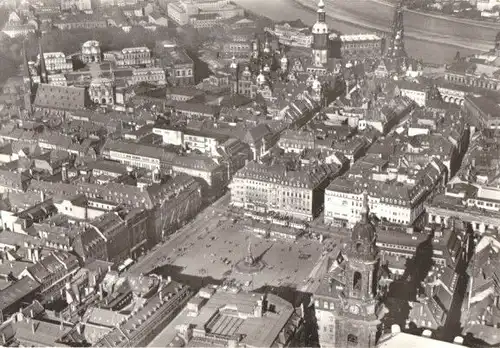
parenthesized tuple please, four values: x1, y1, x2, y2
(38, 40, 47, 84)
(386, 0, 407, 59)
(22, 40, 33, 115)
(360, 189, 369, 223)
(311, 0, 329, 66)
(22, 40, 31, 82)
(317, 0, 326, 22)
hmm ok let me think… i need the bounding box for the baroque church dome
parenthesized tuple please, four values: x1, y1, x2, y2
(349, 190, 377, 259)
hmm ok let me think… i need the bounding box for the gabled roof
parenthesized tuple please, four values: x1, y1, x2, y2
(34, 85, 87, 111)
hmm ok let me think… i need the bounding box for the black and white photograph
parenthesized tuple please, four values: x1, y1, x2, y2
(0, 0, 497, 346)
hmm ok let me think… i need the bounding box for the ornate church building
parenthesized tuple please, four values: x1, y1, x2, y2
(313, 191, 388, 347)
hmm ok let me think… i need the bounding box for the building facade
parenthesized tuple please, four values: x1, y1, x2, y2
(339, 34, 383, 60)
(121, 47, 152, 66)
(230, 161, 340, 221)
(324, 175, 436, 227)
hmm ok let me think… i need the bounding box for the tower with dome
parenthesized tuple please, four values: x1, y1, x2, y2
(311, 0, 330, 66)
(313, 190, 387, 348)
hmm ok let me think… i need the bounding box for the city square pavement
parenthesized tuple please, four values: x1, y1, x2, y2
(167, 218, 325, 290)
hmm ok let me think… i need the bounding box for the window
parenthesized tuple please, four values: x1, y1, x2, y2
(353, 271, 362, 292)
(348, 334, 358, 346)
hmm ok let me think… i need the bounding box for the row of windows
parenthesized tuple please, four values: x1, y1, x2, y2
(175, 69, 193, 77)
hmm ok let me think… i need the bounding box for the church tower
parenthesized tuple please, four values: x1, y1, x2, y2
(229, 55, 239, 95)
(22, 41, 33, 114)
(314, 190, 383, 348)
(38, 40, 48, 84)
(386, 0, 407, 59)
(311, 0, 329, 66)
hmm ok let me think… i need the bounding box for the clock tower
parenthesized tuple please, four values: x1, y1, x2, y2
(313, 191, 385, 348)
(311, 0, 329, 66)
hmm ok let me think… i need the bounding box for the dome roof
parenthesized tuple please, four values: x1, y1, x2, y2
(230, 55, 238, 69)
(351, 220, 376, 243)
(312, 22, 328, 34)
(351, 190, 376, 244)
(82, 40, 100, 48)
(256, 70, 266, 85)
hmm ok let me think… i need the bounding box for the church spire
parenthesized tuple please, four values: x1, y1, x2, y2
(317, 0, 326, 22)
(22, 40, 30, 79)
(38, 39, 47, 84)
(360, 189, 369, 223)
(22, 40, 33, 115)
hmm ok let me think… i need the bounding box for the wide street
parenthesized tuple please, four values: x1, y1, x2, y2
(128, 192, 232, 276)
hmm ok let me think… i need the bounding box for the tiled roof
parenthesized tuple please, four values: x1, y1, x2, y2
(34, 85, 87, 111)
(0, 277, 40, 312)
(235, 161, 339, 189)
(172, 154, 220, 171)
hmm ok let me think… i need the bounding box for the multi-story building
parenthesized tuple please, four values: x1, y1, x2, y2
(94, 276, 192, 347)
(277, 129, 316, 154)
(426, 182, 500, 234)
(172, 101, 218, 119)
(167, 0, 243, 26)
(444, 60, 500, 92)
(85, 209, 149, 264)
(1, 22, 36, 37)
(172, 154, 228, 196)
(161, 48, 194, 86)
(463, 94, 500, 129)
(53, 13, 107, 30)
(267, 22, 313, 48)
(131, 67, 166, 85)
(222, 41, 252, 60)
(19, 251, 79, 303)
(153, 126, 229, 157)
(190, 12, 220, 28)
(324, 159, 447, 227)
(395, 80, 428, 107)
(102, 140, 176, 170)
(170, 288, 303, 347)
(338, 34, 383, 60)
(60, 0, 92, 11)
(229, 161, 341, 221)
(476, 0, 500, 11)
(462, 234, 500, 346)
(121, 47, 152, 66)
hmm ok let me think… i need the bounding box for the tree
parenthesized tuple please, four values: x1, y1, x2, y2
(454, 50, 461, 61)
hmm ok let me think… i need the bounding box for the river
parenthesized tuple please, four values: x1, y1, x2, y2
(234, 0, 493, 64)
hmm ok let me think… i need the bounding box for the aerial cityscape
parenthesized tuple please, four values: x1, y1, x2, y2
(0, 0, 497, 346)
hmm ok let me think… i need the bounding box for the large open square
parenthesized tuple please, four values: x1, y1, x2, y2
(168, 218, 324, 289)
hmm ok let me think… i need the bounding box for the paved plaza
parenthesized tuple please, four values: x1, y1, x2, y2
(170, 218, 324, 289)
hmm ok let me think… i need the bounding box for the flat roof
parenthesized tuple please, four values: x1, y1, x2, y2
(378, 332, 462, 348)
(188, 291, 295, 347)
